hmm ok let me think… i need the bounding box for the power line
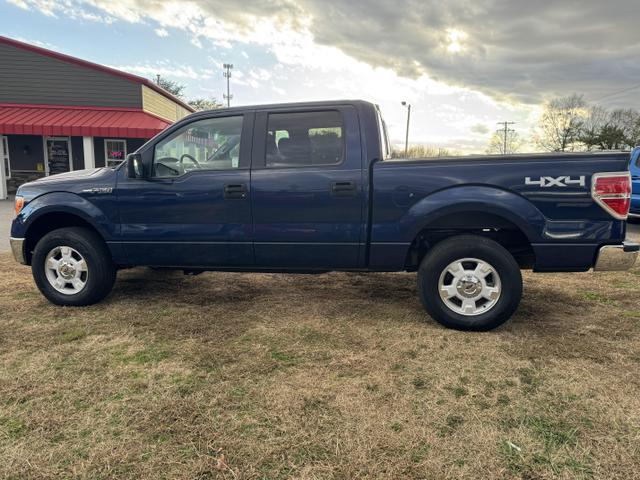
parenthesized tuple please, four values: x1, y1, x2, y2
(590, 81, 640, 103)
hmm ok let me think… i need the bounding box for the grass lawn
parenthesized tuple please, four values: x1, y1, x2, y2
(0, 252, 639, 479)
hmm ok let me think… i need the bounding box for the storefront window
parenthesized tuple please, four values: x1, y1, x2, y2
(105, 139, 127, 167)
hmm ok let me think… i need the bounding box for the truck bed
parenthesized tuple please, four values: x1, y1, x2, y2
(370, 151, 631, 271)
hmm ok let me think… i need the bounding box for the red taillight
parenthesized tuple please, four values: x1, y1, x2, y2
(591, 172, 631, 219)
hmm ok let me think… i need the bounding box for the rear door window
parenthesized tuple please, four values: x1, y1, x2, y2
(265, 111, 344, 167)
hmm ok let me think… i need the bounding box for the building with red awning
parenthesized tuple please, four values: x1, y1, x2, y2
(0, 36, 194, 193)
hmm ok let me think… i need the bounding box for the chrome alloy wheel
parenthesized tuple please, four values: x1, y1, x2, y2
(44, 246, 89, 295)
(438, 258, 501, 316)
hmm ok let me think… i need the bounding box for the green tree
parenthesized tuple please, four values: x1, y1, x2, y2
(153, 75, 186, 98)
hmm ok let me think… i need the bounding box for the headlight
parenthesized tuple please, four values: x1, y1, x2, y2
(15, 196, 24, 216)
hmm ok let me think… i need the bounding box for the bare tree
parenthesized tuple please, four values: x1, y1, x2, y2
(188, 98, 223, 112)
(579, 105, 609, 150)
(535, 94, 587, 152)
(390, 145, 453, 158)
(486, 130, 522, 154)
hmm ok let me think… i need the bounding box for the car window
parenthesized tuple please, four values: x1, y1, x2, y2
(265, 111, 343, 167)
(153, 116, 243, 177)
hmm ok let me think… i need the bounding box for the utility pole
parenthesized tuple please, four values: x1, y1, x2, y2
(497, 121, 516, 154)
(401, 101, 411, 157)
(223, 63, 234, 108)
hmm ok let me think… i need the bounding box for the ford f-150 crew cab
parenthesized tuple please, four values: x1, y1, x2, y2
(9, 100, 639, 331)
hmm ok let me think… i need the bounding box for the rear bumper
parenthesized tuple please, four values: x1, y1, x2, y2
(10, 237, 26, 265)
(594, 242, 639, 271)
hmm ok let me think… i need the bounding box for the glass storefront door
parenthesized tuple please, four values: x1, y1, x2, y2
(45, 137, 71, 175)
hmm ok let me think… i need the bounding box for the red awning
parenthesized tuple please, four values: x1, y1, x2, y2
(0, 104, 172, 138)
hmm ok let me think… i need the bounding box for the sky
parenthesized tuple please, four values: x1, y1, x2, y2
(2, 0, 640, 153)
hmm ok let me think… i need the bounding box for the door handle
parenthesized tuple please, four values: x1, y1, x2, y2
(224, 184, 247, 199)
(331, 181, 357, 197)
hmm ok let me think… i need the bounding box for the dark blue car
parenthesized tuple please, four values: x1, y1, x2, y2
(9, 100, 639, 331)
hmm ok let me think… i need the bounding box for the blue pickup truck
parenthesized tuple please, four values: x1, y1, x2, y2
(9, 100, 639, 330)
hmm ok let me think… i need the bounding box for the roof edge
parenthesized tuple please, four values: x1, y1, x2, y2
(0, 35, 195, 113)
(0, 102, 174, 124)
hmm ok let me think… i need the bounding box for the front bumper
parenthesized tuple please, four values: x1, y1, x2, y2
(594, 242, 639, 271)
(10, 237, 26, 265)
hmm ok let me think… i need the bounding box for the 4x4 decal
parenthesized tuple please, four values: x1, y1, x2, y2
(525, 176, 586, 188)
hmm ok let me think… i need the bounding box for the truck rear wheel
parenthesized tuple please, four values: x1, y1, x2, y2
(417, 235, 522, 331)
(31, 227, 116, 306)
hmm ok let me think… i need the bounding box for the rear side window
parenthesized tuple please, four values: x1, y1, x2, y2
(265, 111, 343, 167)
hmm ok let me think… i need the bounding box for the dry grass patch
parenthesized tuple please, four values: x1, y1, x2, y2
(0, 252, 639, 479)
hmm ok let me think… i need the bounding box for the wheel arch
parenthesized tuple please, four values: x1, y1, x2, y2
(399, 186, 545, 270)
(24, 211, 107, 265)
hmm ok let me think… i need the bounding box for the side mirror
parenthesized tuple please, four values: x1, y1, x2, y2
(126, 153, 145, 179)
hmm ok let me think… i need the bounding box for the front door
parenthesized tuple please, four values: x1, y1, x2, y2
(45, 137, 71, 175)
(250, 107, 365, 269)
(117, 113, 254, 267)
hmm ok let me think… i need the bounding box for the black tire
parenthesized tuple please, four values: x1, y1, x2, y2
(417, 235, 522, 331)
(31, 227, 116, 306)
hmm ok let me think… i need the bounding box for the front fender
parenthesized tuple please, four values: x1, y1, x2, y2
(399, 185, 547, 243)
(11, 192, 116, 240)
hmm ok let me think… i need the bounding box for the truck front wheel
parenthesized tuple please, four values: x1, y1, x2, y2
(417, 235, 522, 331)
(31, 227, 116, 306)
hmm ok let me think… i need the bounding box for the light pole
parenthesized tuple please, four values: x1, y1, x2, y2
(223, 63, 234, 107)
(401, 101, 411, 157)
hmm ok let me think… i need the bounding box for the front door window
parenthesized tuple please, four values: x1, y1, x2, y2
(152, 116, 243, 178)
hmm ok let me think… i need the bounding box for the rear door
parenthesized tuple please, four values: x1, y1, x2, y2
(250, 106, 365, 268)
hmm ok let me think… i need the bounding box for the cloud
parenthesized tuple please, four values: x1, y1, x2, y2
(154, 27, 169, 37)
(110, 61, 215, 80)
(300, 0, 640, 106)
(14, 0, 640, 107)
(13, 0, 637, 154)
(470, 123, 490, 135)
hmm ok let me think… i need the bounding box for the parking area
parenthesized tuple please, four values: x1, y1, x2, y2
(1, 198, 13, 251)
(629, 221, 640, 242)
